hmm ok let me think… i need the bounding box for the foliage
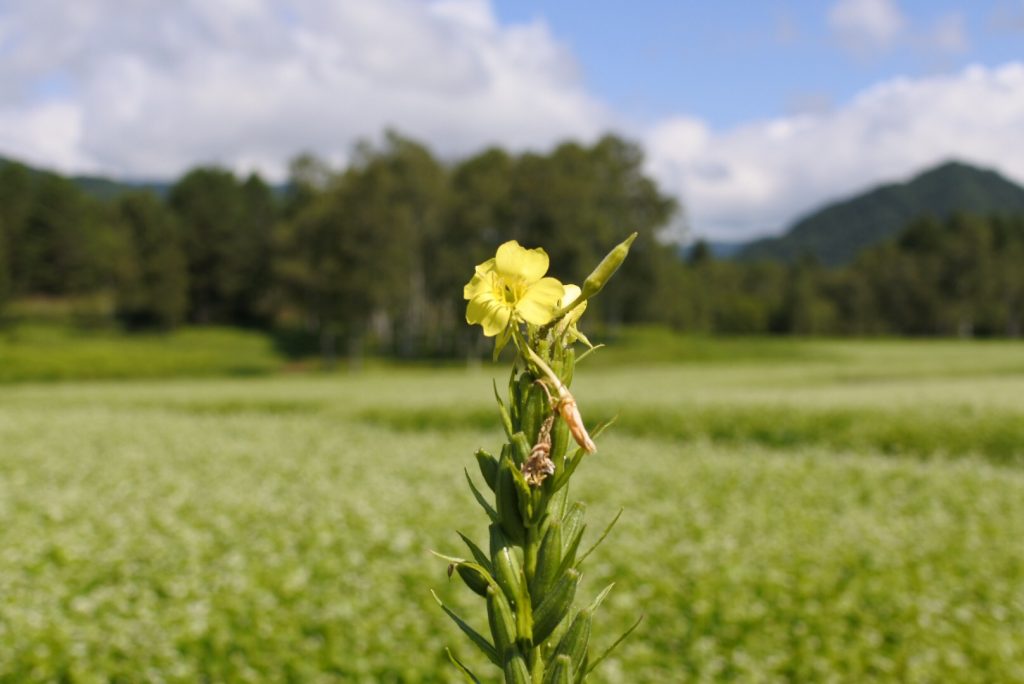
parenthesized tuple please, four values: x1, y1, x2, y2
(2, 346, 1024, 681)
(112, 192, 189, 329)
(1, 146, 1024, 351)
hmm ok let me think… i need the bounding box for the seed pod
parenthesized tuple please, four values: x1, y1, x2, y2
(542, 654, 573, 684)
(531, 518, 562, 607)
(489, 524, 528, 608)
(487, 585, 517, 657)
(455, 562, 491, 598)
(580, 232, 637, 301)
(510, 432, 532, 468)
(503, 647, 532, 684)
(521, 381, 548, 445)
(552, 607, 592, 675)
(495, 453, 527, 544)
(560, 503, 586, 572)
(515, 372, 533, 432)
(533, 569, 580, 644)
(549, 413, 570, 473)
(475, 449, 498, 492)
(561, 347, 575, 388)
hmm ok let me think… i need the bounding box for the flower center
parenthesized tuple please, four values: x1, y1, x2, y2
(492, 274, 526, 307)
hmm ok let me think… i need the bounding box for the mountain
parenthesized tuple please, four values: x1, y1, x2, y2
(738, 161, 1024, 266)
(69, 174, 171, 201)
(0, 155, 171, 200)
(680, 239, 747, 260)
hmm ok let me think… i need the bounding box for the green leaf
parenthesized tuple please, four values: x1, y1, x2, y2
(493, 379, 514, 439)
(457, 531, 492, 572)
(587, 583, 615, 613)
(465, 469, 500, 524)
(431, 590, 500, 666)
(445, 648, 482, 684)
(576, 508, 623, 568)
(585, 613, 643, 675)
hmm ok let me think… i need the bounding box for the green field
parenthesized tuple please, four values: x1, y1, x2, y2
(2, 337, 1024, 681)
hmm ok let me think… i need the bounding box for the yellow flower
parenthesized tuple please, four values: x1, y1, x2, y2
(556, 284, 593, 347)
(464, 241, 565, 336)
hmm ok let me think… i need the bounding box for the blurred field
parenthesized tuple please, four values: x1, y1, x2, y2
(0, 324, 281, 382)
(2, 336, 1024, 681)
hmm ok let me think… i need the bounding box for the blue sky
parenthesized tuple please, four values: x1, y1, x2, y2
(495, 1, 1022, 127)
(1, 0, 1022, 240)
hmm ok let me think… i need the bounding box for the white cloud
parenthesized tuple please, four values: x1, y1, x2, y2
(921, 13, 969, 55)
(828, 0, 906, 55)
(0, 0, 611, 179)
(645, 63, 1024, 241)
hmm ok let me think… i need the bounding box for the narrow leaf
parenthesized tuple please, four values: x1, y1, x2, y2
(574, 343, 605, 364)
(457, 531, 492, 572)
(587, 583, 615, 613)
(493, 379, 514, 438)
(465, 468, 500, 523)
(586, 614, 643, 675)
(576, 508, 623, 567)
(446, 648, 482, 684)
(431, 590, 500, 666)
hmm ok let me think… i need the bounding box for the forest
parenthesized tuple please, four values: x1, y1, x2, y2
(1, 131, 1023, 361)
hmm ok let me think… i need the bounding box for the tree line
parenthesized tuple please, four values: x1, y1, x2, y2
(1, 131, 1022, 362)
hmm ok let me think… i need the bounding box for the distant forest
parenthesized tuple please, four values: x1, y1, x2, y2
(1, 131, 1023, 360)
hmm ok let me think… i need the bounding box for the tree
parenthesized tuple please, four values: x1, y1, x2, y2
(113, 192, 188, 329)
(169, 168, 276, 325)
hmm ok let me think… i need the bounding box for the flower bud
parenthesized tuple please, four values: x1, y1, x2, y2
(580, 232, 637, 300)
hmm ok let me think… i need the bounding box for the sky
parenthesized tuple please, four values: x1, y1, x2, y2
(1, 0, 1023, 241)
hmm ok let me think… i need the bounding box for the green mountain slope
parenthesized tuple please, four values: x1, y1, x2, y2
(0, 155, 170, 200)
(739, 161, 1024, 265)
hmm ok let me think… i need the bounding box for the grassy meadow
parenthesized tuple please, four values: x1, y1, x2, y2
(2, 331, 1024, 681)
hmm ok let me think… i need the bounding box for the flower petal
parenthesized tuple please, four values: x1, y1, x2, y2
(516, 277, 564, 325)
(495, 241, 549, 283)
(467, 296, 511, 337)
(560, 284, 582, 306)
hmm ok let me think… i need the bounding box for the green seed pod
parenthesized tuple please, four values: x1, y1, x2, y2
(487, 585, 517, 657)
(542, 654, 573, 684)
(533, 569, 580, 644)
(455, 562, 491, 598)
(531, 518, 562, 608)
(496, 454, 527, 544)
(503, 647, 532, 684)
(580, 232, 637, 301)
(561, 347, 575, 387)
(549, 416, 570, 473)
(521, 381, 548, 445)
(475, 449, 498, 492)
(489, 524, 527, 608)
(560, 503, 587, 572)
(515, 372, 533, 431)
(510, 431, 532, 468)
(552, 607, 592, 675)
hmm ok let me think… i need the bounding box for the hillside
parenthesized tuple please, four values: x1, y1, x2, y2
(738, 161, 1024, 265)
(0, 155, 170, 200)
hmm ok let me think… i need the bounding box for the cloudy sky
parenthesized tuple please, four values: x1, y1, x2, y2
(1, 0, 1023, 241)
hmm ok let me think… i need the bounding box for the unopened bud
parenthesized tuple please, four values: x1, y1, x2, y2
(581, 232, 637, 300)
